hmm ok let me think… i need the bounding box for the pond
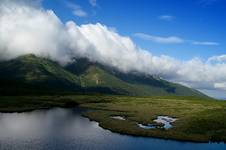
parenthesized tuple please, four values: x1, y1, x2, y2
(137, 116, 177, 129)
(0, 107, 225, 150)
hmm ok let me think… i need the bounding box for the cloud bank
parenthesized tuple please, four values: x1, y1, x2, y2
(0, 0, 226, 92)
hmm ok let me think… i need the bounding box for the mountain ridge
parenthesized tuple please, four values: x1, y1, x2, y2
(0, 54, 207, 97)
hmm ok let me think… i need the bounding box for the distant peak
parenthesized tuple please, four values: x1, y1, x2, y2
(18, 54, 37, 59)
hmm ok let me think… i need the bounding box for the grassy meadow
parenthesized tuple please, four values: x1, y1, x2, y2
(0, 95, 226, 142)
(81, 96, 226, 142)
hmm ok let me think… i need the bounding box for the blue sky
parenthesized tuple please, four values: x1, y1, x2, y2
(42, 0, 226, 61)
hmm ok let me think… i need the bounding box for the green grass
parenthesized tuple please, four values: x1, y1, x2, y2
(0, 95, 114, 112)
(0, 95, 225, 142)
(81, 96, 226, 142)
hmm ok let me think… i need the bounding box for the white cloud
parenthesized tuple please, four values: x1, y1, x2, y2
(73, 9, 87, 17)
(134, 33, 219, 46)
(207, 55, 226, 63)
(214, 82, 226, 90)
(159, 15, 175, 21)
(67, 1, 87, 17)
(108, 26, 118, 33)
(89, 0, 97, 7)
(1, 0, 226, 93)
(192, 41, 219, 46)
(0, 0, 72, 64)
(134, 33, 184, 44)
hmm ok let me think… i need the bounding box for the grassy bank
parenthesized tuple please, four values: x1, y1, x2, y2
(81, 96, 226, 142)
(0, 95, 112, 112)
(0, 95, 226, 142)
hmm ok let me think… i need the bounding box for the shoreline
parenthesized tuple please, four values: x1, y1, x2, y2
(0, 105, 226, 144)
(1, 95, 226, 143)
(82, 112, 223, 143)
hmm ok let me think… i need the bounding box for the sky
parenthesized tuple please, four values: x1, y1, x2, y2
(0, 0, 226, 98)
(42, 0, 226, 60)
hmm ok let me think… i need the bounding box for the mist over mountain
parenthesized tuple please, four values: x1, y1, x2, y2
(0, 0, 226, 96)
(0, 54, 206, 97)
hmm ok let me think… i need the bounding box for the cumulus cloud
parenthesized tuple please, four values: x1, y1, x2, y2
(0, 0, 73, 64)
(208, 55, 226, 63)
(0, 0, 226, 93)
(134, 33, 184, 44)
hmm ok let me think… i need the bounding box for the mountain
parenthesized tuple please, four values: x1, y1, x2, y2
(0, 54, 81, 95)
(0, 54, 206, 97)
(65, 58, 205, 97)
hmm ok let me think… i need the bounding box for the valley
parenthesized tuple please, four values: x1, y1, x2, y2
(0, 55, 225, 142)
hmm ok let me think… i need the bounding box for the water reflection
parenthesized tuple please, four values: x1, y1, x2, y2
(0, 107, 225, 150)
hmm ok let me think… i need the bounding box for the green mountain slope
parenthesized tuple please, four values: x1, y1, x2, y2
(0, 54, 81, 95)
(0, 54, 206, 97)
(65, 58, 206, 97)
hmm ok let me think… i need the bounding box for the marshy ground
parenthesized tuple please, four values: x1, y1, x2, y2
(0, 95, 226, 142)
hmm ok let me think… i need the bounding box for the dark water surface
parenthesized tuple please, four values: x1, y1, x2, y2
(0, 107, 225, 150)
